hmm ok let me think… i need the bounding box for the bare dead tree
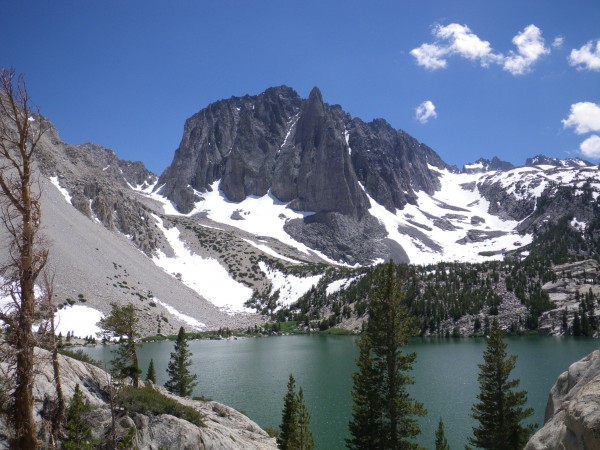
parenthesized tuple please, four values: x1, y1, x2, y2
(0, 67, 50, 450)
(38, 271, 65, 446)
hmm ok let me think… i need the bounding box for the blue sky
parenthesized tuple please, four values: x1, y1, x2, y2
(1, 0, 599, 173)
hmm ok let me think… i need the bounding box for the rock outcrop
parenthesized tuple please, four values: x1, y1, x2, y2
(0, 348, 276, 450)
(525, 350, 600, 450)
(36, 124, 161, 254)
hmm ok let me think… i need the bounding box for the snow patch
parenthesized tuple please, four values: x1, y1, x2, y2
(259, 261, 322, 307)
(326, 277, 361, 296)
(54, 305, 104, 338)
(154, 298, 206, 330)
(49, 176, 72, 204)
(242, 239, 303, 264)
(151, 214, 253, 313)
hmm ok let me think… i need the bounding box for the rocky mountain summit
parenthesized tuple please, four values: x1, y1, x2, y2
(156, 86, 450, 264)
(462, 156, 514, 173)
(0, 348, 276, 449)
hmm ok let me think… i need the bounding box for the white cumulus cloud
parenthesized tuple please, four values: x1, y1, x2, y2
(409, 43, 448, 70)
(503, 25, 550, 75)
(410, 23, 499, 70)
(552, 36, 565, 49)
(562, 102, 600, 134)
(411, 23, 550, 76)
(580, 135, 600, 159)
(415, 100, 437, 124)
(569, 39, 600, 71)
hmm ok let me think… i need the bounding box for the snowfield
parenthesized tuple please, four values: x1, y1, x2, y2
(54, 305, 104, 338)
(259, 261, 322, 307)
(151, 214, 253, 313)
(134, 164, 598, 269)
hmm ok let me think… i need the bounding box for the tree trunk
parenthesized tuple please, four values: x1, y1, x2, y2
(12, 179, 38, 449)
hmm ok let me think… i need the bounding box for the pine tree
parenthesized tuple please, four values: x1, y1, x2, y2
(165, 327, 197, 397)
(145, 358, 156, 383)
(347, 261, 426, 450)
(100, 303, 141, 387)
(435, 417, 450, 450)
(63, 384, 95, 450)
(469, 319, 536, 450)
(289, 388, 314, 450)
(278, 375, 314, 450)
(278, 374, 298, 450)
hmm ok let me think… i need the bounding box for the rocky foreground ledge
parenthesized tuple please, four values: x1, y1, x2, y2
(0, 348, 277, 450)
(526, 349, 600, 450)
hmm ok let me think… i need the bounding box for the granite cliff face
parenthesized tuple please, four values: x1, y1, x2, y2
(525, 350, 600, 450)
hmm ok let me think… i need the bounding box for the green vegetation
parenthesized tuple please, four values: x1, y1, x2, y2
(469, 319, 535, 450)
(145, 358, 156, 383)
(100, 303, 142, 387)
(347, 262, 426, 450)
(435, 418, 450, 450)
(278, 374, 314, 450)
(118, 386, 205, 427)
(59, 349, 101, 368)
(165, 327, 198, 397)
(63, 384, 96, 450)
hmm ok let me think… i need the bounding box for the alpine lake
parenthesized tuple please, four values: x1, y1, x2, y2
(81, 335, 599, 449)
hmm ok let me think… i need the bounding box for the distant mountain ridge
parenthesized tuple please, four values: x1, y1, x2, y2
(8, 85, 599, 334)
(525, 154, 593, 168)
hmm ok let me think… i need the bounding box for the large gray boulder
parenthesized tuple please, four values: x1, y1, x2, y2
(525, 350, 600, 450)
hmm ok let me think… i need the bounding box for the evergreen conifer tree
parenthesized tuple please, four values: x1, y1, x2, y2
(278, 374, 298, 450)
(347, 261, 426, 450)
(289, 388, 314, 450)
(63, 384, 94, 450)
(145, 358, 156, 383)
(99, 303, 141, 387)
(165, 327, 197, 397)
(435, 417, 450, 450)
(278, 375, 314, 450)
(469, 319, 536, 450)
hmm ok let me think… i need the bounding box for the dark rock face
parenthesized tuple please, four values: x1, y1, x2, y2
(349, 118, 448, 211)
(158, 86, 302, 212)
(272, 87, 369, 218)
(158, 86, 449, 263)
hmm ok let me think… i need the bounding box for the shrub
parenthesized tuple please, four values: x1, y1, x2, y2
(59, 349, 102, 368)
(118, 386, 205, 427)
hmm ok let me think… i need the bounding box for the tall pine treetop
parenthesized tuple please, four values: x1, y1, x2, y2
(165, 326, 197, 397)
(469, 319, 535, 450)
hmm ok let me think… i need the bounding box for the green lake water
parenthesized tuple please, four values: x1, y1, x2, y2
(82, 335, 599, 449)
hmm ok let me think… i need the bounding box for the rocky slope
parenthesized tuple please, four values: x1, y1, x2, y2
(0, 348, 276, 449)
(525, 349, 600, 450)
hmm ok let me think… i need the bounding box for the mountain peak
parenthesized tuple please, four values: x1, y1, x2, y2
(525, 154, 594, 168)
(462, 156, 514, 173)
